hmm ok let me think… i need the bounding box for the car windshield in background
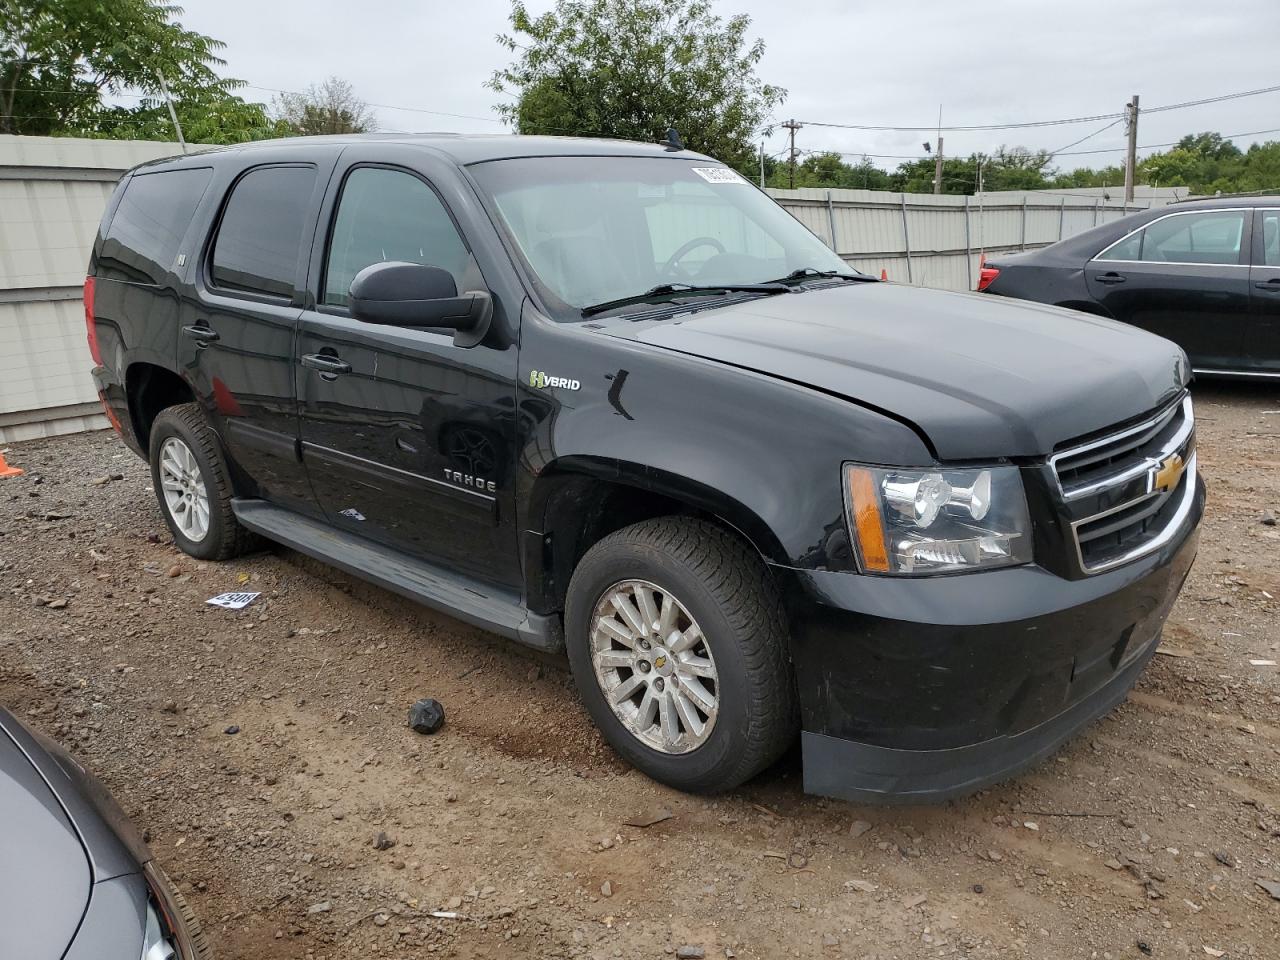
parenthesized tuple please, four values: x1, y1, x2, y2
(469, 156, 855, 318)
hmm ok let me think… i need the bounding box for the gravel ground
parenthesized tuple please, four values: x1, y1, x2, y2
(1, 381, 1278, 960)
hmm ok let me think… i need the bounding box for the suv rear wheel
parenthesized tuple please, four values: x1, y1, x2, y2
(565, 518, 797, 793)
(148, 403, 253, 560)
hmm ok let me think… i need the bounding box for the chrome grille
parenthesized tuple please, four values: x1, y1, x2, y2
(1050, 395, 1196, 573)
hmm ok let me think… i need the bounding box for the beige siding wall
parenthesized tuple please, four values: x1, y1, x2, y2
(0, 135, 202, 442)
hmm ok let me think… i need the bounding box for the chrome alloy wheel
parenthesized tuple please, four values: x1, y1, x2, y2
(158, 437, 210, 543)
(589, 579, 719, 754)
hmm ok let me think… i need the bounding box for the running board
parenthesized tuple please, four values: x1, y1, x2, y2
(231, 499, 562, 653)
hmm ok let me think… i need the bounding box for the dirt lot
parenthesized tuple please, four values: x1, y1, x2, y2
(2, 382, 1278, 960)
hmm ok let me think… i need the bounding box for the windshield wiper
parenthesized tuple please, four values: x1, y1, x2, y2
(581, 282, 789, 317)
(769, 267, 876, 285)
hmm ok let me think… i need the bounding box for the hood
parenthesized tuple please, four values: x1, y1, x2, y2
(0, 719, 93, 956)
(604, 283, 1186, 460)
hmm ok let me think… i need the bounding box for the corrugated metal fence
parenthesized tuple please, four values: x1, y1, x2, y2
(766, 186, 1177, 291)
(0, 134, 1182, 442)
(1, 136, 200, 442)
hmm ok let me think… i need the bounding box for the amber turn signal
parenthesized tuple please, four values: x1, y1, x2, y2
(846, 467, 890, 573)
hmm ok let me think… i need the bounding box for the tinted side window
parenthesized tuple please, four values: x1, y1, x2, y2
(323, 167, 469, 307)
(1260, 211, 1280, 267)
(211, 166, 316, 298)
(1097, 229, 1142, 262)
(99, 168, 212, 284)
(1140, 211, 1245, 265)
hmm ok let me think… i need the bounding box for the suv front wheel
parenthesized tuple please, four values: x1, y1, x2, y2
(565, 518, 798, 793)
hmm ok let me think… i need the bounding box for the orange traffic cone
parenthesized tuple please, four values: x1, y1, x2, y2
(880, 269, 888, 281)
(0, 450, 22, 478)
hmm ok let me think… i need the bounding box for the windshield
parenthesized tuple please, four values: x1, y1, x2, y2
(469, 156, 853, 317)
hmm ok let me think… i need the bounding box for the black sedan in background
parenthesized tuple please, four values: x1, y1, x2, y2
(979, 196, 1279, 378)
(0, 707, 207, 959)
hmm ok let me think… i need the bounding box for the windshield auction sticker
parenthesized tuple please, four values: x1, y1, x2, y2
(690, 167, 747, 184)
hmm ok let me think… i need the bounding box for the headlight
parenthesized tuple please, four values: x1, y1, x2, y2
(141, 863, 198, 960)
(844, 463, 1031, 575)
(141, 900, 177, 960)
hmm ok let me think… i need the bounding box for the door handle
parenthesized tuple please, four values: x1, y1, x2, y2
(300, 353, 352, 377)
(1094, 272, 1126, 284)
(1254, 279, 1280, 291)
(181, 324, 220, 345)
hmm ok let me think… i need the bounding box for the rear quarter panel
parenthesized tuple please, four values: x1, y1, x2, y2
(988, 259, 1101, 313)
(89, 165, 218, 454)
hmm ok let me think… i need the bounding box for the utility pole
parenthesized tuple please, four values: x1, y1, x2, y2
(156, 71, 188, 153)
(782, 119, 802, 189)
(759, 139, 765, 189)
(1123, 94, 1139, 204)
(933, 135, 945, 195)
(933, 105, 943, 195)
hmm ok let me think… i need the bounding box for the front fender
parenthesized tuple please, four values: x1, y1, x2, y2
(515, 307, 933, 575)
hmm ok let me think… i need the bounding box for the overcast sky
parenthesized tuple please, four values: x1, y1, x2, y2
(174, 0, 1279, 173)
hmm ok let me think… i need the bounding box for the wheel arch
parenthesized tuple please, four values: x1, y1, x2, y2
(125, 362, 195, 451)
(522, 457, 788, 617)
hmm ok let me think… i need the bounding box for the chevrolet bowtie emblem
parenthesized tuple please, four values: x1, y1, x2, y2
(1153, 453, 1185, 492)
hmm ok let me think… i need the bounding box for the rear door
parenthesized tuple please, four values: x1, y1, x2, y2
(1086, 208, 1252, 369)
(294, 146, 522, 588)
(1247, 208, 1280, 373)
(179, 153, 338, 513)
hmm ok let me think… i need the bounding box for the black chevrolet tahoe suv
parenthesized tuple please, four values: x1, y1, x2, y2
(86, 134, 1203, 803)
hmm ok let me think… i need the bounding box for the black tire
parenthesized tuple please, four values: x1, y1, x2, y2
(565, 518, 798, 793)
(150, 864, 213, 960)
(148, 402, 253, 561)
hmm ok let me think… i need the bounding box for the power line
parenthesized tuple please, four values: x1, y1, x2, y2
(244, 84, 504, 125)
(1057, 125, 1280, 157)
(1048, 117, 1124, 156)
(1144, 85, 1280, 115)
(795, 82, 1280, 133)
(795, 125, 1280, 166)
(1, 87, 152, 99)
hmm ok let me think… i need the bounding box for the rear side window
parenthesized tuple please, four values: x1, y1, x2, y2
(99, 168, 212, 284)
(210, 165, 316, 298)
(1096, 230, 1141, 262)
(1259, 211, 1280, 267)
(1140, 211, 1245, 265)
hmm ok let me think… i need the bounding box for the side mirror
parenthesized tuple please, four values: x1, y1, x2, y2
(348, 261, 492, 347)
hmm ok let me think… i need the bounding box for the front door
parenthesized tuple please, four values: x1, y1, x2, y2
(1086, 208, 1252, 370)
(179, 159, 335, 513)
(1247, 208, 1280, 374)
(294, 158, 521, 588)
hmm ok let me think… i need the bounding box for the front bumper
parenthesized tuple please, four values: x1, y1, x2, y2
(787, 476, 1203, 804)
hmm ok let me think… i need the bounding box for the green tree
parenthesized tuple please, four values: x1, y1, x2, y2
(488, 0, 784, 172)
(1230, 141, 1280, 193)
(888, 147, 1053, 194)
(1174, 132, 1242, 162)
(1133, 132, 1245, 191)
(1048, 164, 1127, 190)
(273, 76, 376, 136)
(1, 0, 274, 143)
(776, 151, 894, 190)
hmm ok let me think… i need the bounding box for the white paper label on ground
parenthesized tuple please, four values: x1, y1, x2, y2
(690, 167, 747, 184)
(207, 591, 261, 610)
